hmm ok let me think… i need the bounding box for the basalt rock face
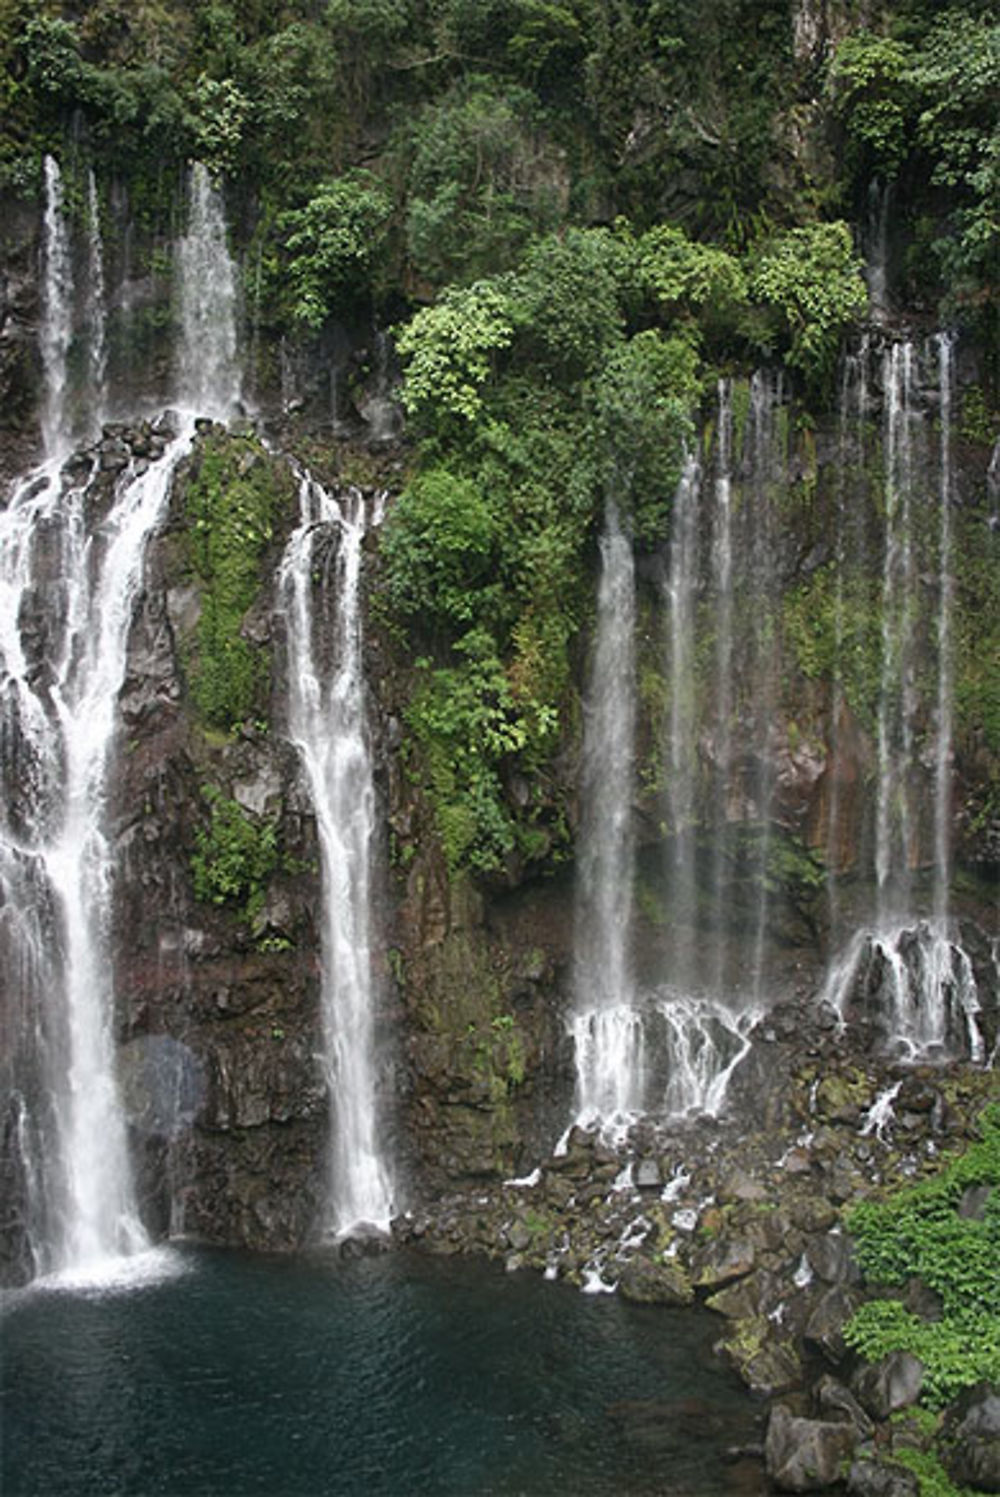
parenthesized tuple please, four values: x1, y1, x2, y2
(108, 429, 330, 1253)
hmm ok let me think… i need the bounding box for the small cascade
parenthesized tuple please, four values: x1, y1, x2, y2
(652, 992, 757, 1119)
(279, 474, 393, 1236)
(40, 155, 73, 460)
(84, 169, 108, 429)
(569, 500, 640, 1134)
(824, 924, 983, 1063)
(176, 163, 241, 419)
(864, 178, 892, 321)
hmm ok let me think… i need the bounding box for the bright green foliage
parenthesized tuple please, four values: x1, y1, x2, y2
(407, 629, 544, 873)
(826, 32, 914, 177)
(185, 435, 292, 729)
(749, 223, 867, 385)
(380, 469, 500, 628)
(634, 222, 748, 316)
(280, 172, 393, 327)
(907, 16, 1000, 304)
(844, 1104, 1000, 1407)
(189, 73, 249, 174)
(191, 785, 280, 923)
(590, 330, 698, 542)
(395, 280, 515, 427)
(389, 221, 703, 874)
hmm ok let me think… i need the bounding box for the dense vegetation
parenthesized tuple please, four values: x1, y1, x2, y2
(3, 0, 997, 873)
(845, 1103, 1000, 1407)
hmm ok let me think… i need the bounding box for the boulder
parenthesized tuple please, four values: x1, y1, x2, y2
(618, 1257, 694, 1306)
(765, 1404, 858, 1491)
(803, 1285, 862, 1364)
(942, 1382, 1000, 1492)
(853, 1353, 925, 1420)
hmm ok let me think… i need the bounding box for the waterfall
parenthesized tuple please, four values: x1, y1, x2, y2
(745, 371, 782, 1002)
(821, 335, 987, 1063)
(279, 475, 393, 1236)
(875, 341, 917, 917)
(176, 163, 241, 420)
(708, 380, 735, 996)
(933, 334, 955, 922)
(569, 501, 640, 1136)
(664, 454, 701, 989)
(1, 157, 244, 1280)
(0, 435, 200, 1276)
(84, 169, 108, 429)
(40, 156, 73, 460)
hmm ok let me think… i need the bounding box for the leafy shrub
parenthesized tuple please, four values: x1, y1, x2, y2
(380, 468, 501, 629)
(748, 222, 867, 387)
(395, 279, 515, 428)
(844, 1104, 1000, 1407)
(191, 785, 279, 922)
(279, 172, 393, 328)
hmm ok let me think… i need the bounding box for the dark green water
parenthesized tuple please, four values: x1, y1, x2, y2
(1, 1246, 763, 1496)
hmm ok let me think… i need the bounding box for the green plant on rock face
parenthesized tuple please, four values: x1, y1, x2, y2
(184, 434, 291, 730)
(844, 1103, 1000, 1408)
(191, 785, 280, 925)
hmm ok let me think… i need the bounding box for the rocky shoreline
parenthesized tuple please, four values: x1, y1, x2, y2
(391, 993, 999, 1495)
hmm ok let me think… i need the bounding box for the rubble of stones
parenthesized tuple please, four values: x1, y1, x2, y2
(393, 1000, 999, 1495)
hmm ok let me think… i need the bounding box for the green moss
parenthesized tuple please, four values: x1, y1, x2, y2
(184, 434, 292, 730)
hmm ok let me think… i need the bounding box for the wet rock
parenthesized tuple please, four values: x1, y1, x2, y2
(803, 1285, 862, 1364)
(720, 1318, 804, 1397)
(635, 1157, 662, 1189)
(958, 1184, 994, 1221)
(693, 1236, 756, 1289)
(853, 1352, 925, 1420)
(765, 1403, 858, 1491)
(618, 1257, 694, 1306)
(941, 1381, 1000, 1492)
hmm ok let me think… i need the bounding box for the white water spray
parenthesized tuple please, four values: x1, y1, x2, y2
(279, 475, 393, 1235)
(176, 163, 241, 419)
(569, 502, 640, 1134)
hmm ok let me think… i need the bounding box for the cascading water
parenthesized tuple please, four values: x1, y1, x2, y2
(823, 336, 985, 1061)
(84, 168, 108, 430)
(176, 162, 241, 420)
(568, 501, 641, 1139)
(664, 454, 701, 990)
(40, 155, 72, 460)
(279, 475, 394, 1235)
(0, 161, 241, 1279)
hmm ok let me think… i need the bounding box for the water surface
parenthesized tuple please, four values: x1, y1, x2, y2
(2, 1246, 762, 1496)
